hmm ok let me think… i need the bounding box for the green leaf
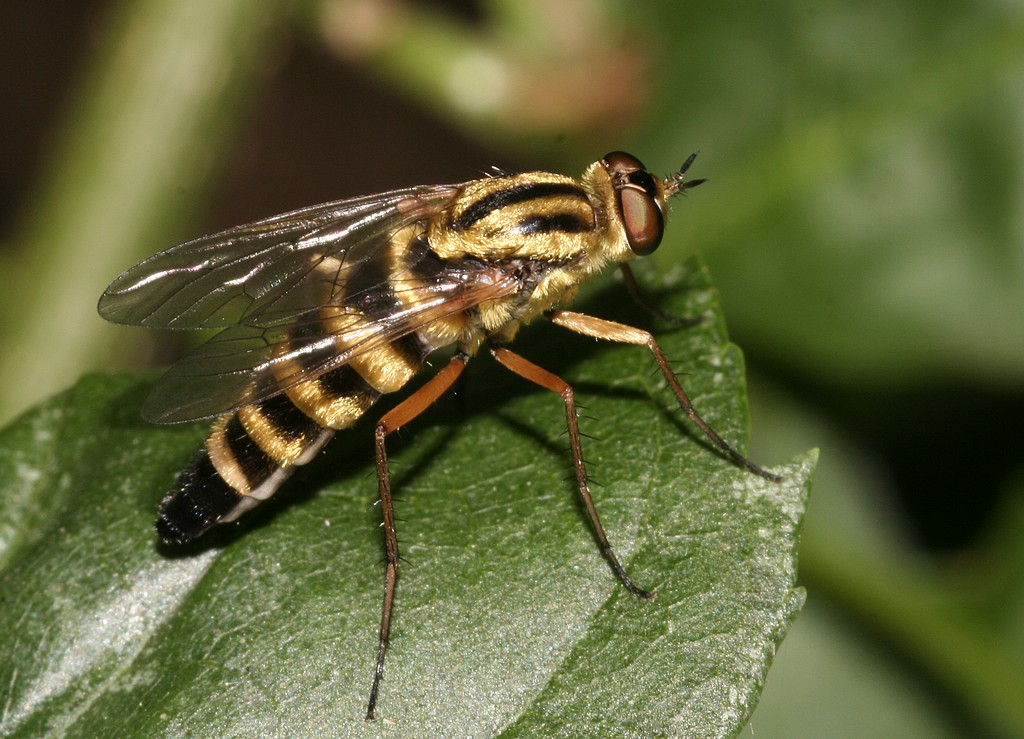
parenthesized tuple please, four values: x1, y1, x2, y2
(0, 261, 812, 738)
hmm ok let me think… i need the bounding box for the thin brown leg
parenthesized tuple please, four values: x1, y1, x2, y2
(491, 345, 654, 601)
(366, 351, 469, 720)
(548, 309, 782, 482)
(619, 263, 703, 327)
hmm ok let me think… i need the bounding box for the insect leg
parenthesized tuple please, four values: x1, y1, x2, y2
(548, 310, 782, 482)
(619, 263, 703, 327)
(366, 351, 469, 720)
(490, 345, 654, 601)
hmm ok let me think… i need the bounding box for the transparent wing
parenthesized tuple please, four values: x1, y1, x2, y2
(141, 264, 520, 424)
(96, 179, 526, 423)
(98, 184, 463, 329)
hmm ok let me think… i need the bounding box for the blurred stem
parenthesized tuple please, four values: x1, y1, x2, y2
(1, 0, 293, 424)
(317, 0, 500, 128)
(801, 525, 1024, 737)
(314, 0, 634, 155)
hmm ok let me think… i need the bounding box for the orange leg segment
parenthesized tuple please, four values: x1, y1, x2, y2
(366, 351, 469, 720)
(491, 345, 655, 601)
(548, 309, 782, 483)
(619, 263, 703, 327)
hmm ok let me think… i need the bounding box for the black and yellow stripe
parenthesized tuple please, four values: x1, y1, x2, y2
(451, 181, 589, 230)
(156, 296, 432, 544)
(156, 172, 604, 545)
(428, 174, 597, 263)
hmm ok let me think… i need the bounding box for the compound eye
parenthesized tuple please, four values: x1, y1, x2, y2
(603, 150, 647, 176)
(602, 151, 665, 255)
(619, 186, 664, 255)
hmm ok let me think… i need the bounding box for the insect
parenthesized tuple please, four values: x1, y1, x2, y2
(98, 151, 779, 719)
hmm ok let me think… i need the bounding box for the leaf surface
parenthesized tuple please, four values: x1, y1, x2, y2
(0, 261, 812, 738)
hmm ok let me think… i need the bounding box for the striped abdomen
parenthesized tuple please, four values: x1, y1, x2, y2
(155, 317, 428, 544)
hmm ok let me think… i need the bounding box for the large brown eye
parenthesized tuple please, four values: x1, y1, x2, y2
(603, 150, 646, 175)
(619, 187, 664, 255)
(602, 151, 665, 256)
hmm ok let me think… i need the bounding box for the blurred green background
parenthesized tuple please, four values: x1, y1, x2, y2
(2, 0, 1022, 735)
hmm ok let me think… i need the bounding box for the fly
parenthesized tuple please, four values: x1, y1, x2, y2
(98, 150, 780, 719)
